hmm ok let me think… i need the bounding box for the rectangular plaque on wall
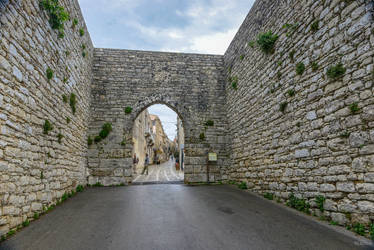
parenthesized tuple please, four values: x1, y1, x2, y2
(208, 153, 217, 161)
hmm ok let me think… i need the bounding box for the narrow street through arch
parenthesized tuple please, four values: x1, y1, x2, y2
(132, 159, 184, 184)
(130, 104, 185, 184)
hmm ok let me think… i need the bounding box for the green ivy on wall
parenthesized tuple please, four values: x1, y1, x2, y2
(40, 0, 69, 38)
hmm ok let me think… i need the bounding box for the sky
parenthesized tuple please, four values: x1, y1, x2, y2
(77, 0, 254, 139)
(148, 104, 177, 140)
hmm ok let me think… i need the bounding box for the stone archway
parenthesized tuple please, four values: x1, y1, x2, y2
(88, 48, 228, 185)
(130, 93, 192, 133)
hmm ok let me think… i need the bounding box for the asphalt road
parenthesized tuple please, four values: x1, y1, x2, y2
(1, 184, 373, 250)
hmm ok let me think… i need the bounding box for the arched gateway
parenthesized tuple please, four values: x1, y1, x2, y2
(87, 49, 228, 185)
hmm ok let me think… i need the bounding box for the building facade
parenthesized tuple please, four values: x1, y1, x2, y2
(132, 111, 172, 173)
(150, 115, 172, 164)
(132, 109, 155, 174)
(176, 117, 185, 170)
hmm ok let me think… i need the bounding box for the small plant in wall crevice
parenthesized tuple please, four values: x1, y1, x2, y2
(205, 120, 214, 126)
(296, 62, 305, 75)
(57, 133, 64, 144)
(315, 195, 325, 212)
(94, 122, 113, 143)
(311, 61, 319, 71)
(62, 94, 68, 103)
(326, 63, 346, 80)
(238, 182, 247, 189)
(248, 41, 255, 48)
(270, 83, 277, 94)
(94, 136, 102, 143)
(40, 0, 70, 38)
(87, 136, 93, 146)
(43, 119, 53, 134)
(264, 192, 273, 200)
(287, 193, 310, 213)
(72, 18, 78, 29)
(99, 123, 112, 139)
(287, 89, 295, 97)
(256, 31, 278, 54)
(7, 230, 15, 238)
(81, 43, 87, 58)
(279, 102, 288, 113)
(199, 133, 205, 141)
(340, 131, 350, 138)
(282, 23, 299, 37)
(46, 67, 53, 81)
(22, 219, 30, 228)
(276, 71, 282, 80)
(125, 107, 133, 114)
(353, 223, 366, 236)
(370, 224, 374, 240)
(349, 102, 359, 114)
(70, 93, 77, 114)
(289, 50, 296, 62)
(231, 76, 238, 90)
(310, 20, 319, 32)
(76, 185, 84, 192)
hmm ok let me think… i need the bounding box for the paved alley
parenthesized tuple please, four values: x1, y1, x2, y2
(132, 159, 184, 184)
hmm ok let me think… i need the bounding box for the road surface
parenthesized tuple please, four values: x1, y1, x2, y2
(1, 184, 373, 250)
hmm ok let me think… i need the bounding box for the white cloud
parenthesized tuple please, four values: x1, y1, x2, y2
(168, 31, 184, 39)
(163, 0, 251, 54)
(79, 0, 253, 54)
(188, 28, 238, 54)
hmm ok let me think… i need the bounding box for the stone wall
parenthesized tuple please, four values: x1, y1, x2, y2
(88, 49, 227, 185)
(224, 0, 374, 225)
(0, 0, 93, 234)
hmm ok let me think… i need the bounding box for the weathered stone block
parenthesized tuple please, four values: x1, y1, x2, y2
(336, 182, 355, 192)
(358, 201, 374, 213)
(331, 212, 348, 225)
(295, 149, 310, 158)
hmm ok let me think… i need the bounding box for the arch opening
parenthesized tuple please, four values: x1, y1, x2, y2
(130, 104, 185, 184)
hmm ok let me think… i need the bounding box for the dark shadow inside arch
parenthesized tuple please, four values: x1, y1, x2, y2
(130, 103, 185, 184)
